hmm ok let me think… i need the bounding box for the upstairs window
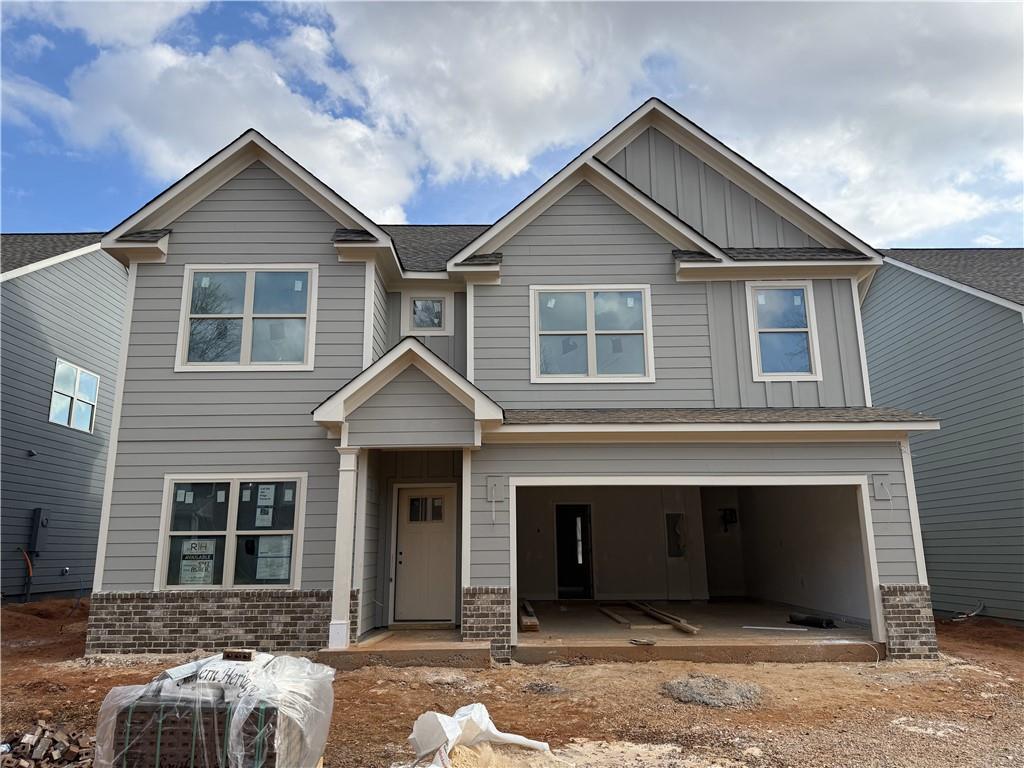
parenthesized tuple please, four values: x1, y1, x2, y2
(49, 359, 99, 433)
(530, 285, 655, 383)
(177, 265, 317, 371)
(401, 290, 453, 337)
(746, 281, 822, 381)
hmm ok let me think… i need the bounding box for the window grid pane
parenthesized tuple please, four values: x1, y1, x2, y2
(185, 270, 311, 367)
(49, 360, 100, 433)
(165, 478, 299, 588)
(536, 288, 648, 378)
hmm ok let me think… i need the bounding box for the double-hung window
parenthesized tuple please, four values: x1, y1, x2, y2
(178, 265, 317, 370)
(160, 474, 305, 589)
(48, 359, 99, 433)
(530, 285, 655, 382)
(746, 281, 822, 381)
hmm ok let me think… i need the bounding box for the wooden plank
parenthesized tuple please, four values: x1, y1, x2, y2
(630, 601, 700, 634)
(598, 605, 631, 625)
(519, 600, 539, 632)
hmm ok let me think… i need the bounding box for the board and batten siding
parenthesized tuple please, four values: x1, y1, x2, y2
(1, 250, 127, 598)
(707, 279, 867, 407)
(100, 160, 364, 591)
(468, 441, 919, 587)
(371, 265, 388, 361)
(346, 366, 475, 448)
(863, 263, 1024, 621)
(473, 180, 715, 408)
(607, 127, 821, 247)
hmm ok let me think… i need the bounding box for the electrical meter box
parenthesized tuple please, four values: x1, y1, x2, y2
(29, 507, 49, 556)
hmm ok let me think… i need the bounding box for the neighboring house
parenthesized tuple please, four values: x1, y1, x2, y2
(82, 98, 941, 662)
(1, 234, 127, 600)
(862, 249, 1024, 623)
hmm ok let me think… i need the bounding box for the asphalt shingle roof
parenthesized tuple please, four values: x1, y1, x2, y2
(0, 232, 103, 273)
(674, 247, 869, 262)
(882, 248, 1024, 306)
(117, 229, 171, 243)
(503, 407, 934, 425)
(381, 224, 489, 271)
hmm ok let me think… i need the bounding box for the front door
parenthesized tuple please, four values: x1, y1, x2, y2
(556, 503, 593, 599)
(394, 486, 457, 621)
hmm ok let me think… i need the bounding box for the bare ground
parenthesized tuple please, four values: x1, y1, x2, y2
(2, 599, 1022, 767)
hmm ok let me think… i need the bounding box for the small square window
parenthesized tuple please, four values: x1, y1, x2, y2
(48, 359, 99, 433)
(411, 298, 444, 330)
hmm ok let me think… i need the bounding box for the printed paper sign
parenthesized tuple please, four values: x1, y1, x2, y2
(179, 538, 216, 585)
(242, 488, 251, 502)
(216, 489, 226, 503)
(283, 487, 294, 503)
(184, 491, 194, 504)
(255, 507, 273, 528)
(257, 484, 276, 506)
(176, 489, 186, 502)
(294, 280, 303, 292)
(255, 536, 291, 581)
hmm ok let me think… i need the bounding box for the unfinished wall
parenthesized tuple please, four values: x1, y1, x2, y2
(700, 487, 746, 597)
(515, 486, 708, 601)
(739, 485, 870, 622)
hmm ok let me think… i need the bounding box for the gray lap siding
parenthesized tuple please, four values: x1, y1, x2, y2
(468, 441, 919, 587)
(99, 160, 362, 592)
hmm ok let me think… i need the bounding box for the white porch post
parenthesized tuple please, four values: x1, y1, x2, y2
(329, 447, 360, 649)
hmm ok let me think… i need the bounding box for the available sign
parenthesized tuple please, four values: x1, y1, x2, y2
(180, 538, 216, 584)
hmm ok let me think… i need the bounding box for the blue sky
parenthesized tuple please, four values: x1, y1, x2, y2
(2, 2, 1021, 247)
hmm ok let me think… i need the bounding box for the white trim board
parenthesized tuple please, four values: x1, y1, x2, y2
(882, 257, 1024, 315)
(1, 242, 104, 283)
(506, 473, 888, 646)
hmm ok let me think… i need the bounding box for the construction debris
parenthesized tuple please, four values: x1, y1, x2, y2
(518, 600, 540, 632)
(662, 675, 761, 708)
(631, 602, 700, 634)
(404, 703, 549, 767)
(1, 720, 96, 767)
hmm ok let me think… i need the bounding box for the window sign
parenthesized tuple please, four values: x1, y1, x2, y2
(257, 484, 276, 506)
(255, 507, 274, 527)
(179, 538, 216, 584)
(254, 536, 292, 581)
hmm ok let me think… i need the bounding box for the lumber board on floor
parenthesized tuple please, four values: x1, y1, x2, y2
(630, 601, 700, 634)
(519, 600, 540, 631)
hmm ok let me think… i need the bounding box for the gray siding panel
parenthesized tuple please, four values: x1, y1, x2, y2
(371, 265, 388, 361)
(707, 279, 866, 407)
(101, 160, 361, 591)
(347, 366, 475, 448)
(386, 292, 467, 375)
(863, 263, 1024, 621)
(1, 250, 127, 597)
(474, 181, 715, 408)
(468, 441, 916, 586)
(609, 127, 822, 247)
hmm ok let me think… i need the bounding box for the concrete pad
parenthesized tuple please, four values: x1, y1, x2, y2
(317, 629, 491, 670)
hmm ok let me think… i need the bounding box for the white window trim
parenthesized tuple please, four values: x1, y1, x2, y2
(48, 358, 100, 434)
(400, 289, 454, 337)
(528, 284, 656, 384)
(154, 472, 307, 590)
(174, 264, 318, 372)
(745, 280, 823, 383)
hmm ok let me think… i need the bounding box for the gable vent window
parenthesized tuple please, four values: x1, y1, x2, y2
(530, 285, 655, 383)
(48, 359, 99, 433)
(746, 281, 822, 381)
(177, 265, 317, 371)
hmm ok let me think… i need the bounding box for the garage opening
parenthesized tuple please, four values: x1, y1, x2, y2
(513, 481, 881, 662)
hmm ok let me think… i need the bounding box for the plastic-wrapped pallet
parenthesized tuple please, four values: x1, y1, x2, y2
(94, 651, 334, 768)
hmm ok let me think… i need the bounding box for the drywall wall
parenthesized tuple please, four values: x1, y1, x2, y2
(700, 487, 746, 597)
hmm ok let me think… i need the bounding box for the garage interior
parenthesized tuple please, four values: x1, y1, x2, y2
(514, 484, 882, 662)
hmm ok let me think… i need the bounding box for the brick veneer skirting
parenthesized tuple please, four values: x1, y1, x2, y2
(461, 586, 512, 663)
(349, 588, 360, 640)
(86, 589, 332, 654)
(880, 584, 939, 660)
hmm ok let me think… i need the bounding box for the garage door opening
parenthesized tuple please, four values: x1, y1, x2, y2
(512, 480, 883, 662)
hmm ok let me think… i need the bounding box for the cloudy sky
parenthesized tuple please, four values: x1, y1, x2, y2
(2, 1, 1021, 247)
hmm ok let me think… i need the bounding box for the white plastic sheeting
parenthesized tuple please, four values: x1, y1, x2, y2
(404, 703, 550, 767)
(95, 652, 334, 768)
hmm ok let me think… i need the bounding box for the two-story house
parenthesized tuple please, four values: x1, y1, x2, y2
(84, 99, 940, 662)
(1, 234, 127, 600)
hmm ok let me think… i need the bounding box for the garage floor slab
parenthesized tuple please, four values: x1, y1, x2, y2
(515, 600, 884, 663)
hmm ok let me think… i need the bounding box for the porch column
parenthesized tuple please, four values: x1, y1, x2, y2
(329, 447, 360, 649)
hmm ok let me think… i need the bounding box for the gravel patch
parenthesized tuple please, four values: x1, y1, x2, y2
(663, 674, 761, 708)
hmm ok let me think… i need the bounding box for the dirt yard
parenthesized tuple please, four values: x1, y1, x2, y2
(2, 599, 1022, 767)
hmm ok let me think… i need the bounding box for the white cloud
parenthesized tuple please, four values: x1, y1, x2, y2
(3, 2, 204, 47)
(3, 42, 418, 221)
(2, 1, 1021, 243)
(973, 234, 1004, 247)
(12, 32, 54, 60)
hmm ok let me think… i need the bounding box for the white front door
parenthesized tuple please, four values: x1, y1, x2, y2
(394, 486, 457, 621)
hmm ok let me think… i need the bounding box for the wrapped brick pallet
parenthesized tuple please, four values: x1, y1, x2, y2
(94, 652, 334, 768)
